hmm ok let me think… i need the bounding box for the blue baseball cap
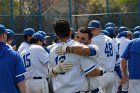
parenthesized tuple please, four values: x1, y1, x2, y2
(134, 26, 140, 32)
(23, 28, 35, 36)
(6, 29, 15, 38)
(118, 26, 128, 33)
(37, 31, 46, 37)
(102, 30, 110, 36)
(105, 26, 115, 35)
(88, 20, 101, 29)
(0, 24, 6, 34)
(32, 32, 44, 41)
(37, 31, 50, 38)
(104, 22, 115, 29)
(117, 31, 128, 38)
(133, 31, 140, 39)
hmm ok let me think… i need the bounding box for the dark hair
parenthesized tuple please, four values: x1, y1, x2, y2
(24, 35, 32, 43)
(7, 37, 13, 41)
(78, 27, 93, 40)
(109, 33, 115, 38)
(30, 37, 41, 44)
(53, 19, 71, 38)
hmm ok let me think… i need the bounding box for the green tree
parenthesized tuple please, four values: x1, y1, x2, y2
(0, 0, 19, 15)
(79, 0, 138, 13)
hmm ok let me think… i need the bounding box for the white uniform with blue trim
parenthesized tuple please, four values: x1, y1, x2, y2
(91, 34, 116, 93)
(49, 39, 96, 93)
(18, 42, 30, 54)
(20, 44, 49, 93)
(86, 44, 101, 91)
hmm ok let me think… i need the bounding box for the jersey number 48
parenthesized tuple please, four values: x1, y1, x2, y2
(104, 43, 113, 57)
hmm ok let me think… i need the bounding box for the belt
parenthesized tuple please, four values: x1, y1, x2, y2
(91, 88, 99, 93)
(75, 92, 80, 93)
(33, 77, 48, 80)
(76, 88, 99, 93)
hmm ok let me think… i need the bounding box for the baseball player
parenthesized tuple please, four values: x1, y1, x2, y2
(0, 24, 26, 93)
(55, 27, 101, 93)
(104, 22, 115, 29)
(73, 27, 102, 93)
(121, 38, 140, 93)
(37, 31, 50, 53)
(6, 29, 17, 50)
(20, 32, 51, 93)
(133, 31, 140, 39)
(117, 31, 132, 93)
(88, 20, 116, 93)
(18, 28, 35, 54)
(134, 26, 140, 32)
(105, 26, 123, 93)
(101, 30, 110, 36)
(118, 31, 132, 55)
(118, 26, 128, 33)
(49, 19, 104, 93)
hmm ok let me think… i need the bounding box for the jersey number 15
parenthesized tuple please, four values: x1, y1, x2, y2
(23, 53, 31, 68)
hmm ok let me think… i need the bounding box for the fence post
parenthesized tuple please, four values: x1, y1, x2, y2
(10, 0, 14, 30)
(119, 13, 122, 27)
(68, 0, 72, 27)
(138, 0, 140, 25)
(106, 0, 110, 22)
(38, 0, 43, 30)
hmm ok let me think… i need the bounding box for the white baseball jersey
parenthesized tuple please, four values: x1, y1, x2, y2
(118, 37, 131, 56)
(49, 39, 96, 93)
(20, 44, 49, 79)
(47, 43, 57, 50)
(18, 42, 30, 54)
(91, 34, 116, 71)
(91, 34, 116, 93)
(86, 44, 100, 90)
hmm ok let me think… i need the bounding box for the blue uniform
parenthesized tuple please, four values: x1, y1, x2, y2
(122, 38, 140, 79)
(0, 42, 26, 93)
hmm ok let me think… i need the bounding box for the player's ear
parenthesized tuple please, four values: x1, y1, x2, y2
(70, 29, 72, 37)
(88, 40, 92, 44)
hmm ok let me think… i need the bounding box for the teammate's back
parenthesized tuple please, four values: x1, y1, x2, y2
(21, 44, 49, 79)
(91, 34, 116, 71)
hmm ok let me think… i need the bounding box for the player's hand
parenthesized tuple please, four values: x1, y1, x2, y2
(12, 45, 17, 50)
(55, 43, 68, 55)
(53, 60, 73, 74)
(119, 75, 129, 85)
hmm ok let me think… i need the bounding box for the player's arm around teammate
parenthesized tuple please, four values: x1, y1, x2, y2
(48, 59, 73, 77)
(55, 27, 99, 57)
(53, 27, 103, 77)
(55, 42, 98, 57)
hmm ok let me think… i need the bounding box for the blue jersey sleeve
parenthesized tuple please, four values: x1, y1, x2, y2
(88, 45, 96, 56)
(15, 53, 26, 83)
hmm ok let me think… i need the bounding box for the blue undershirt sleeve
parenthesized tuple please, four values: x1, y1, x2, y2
(88, 45, 96, 56)
(114, 65, 123, 79)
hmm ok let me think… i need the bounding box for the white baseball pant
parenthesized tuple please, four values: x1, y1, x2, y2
(26, 78, 49, 93)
